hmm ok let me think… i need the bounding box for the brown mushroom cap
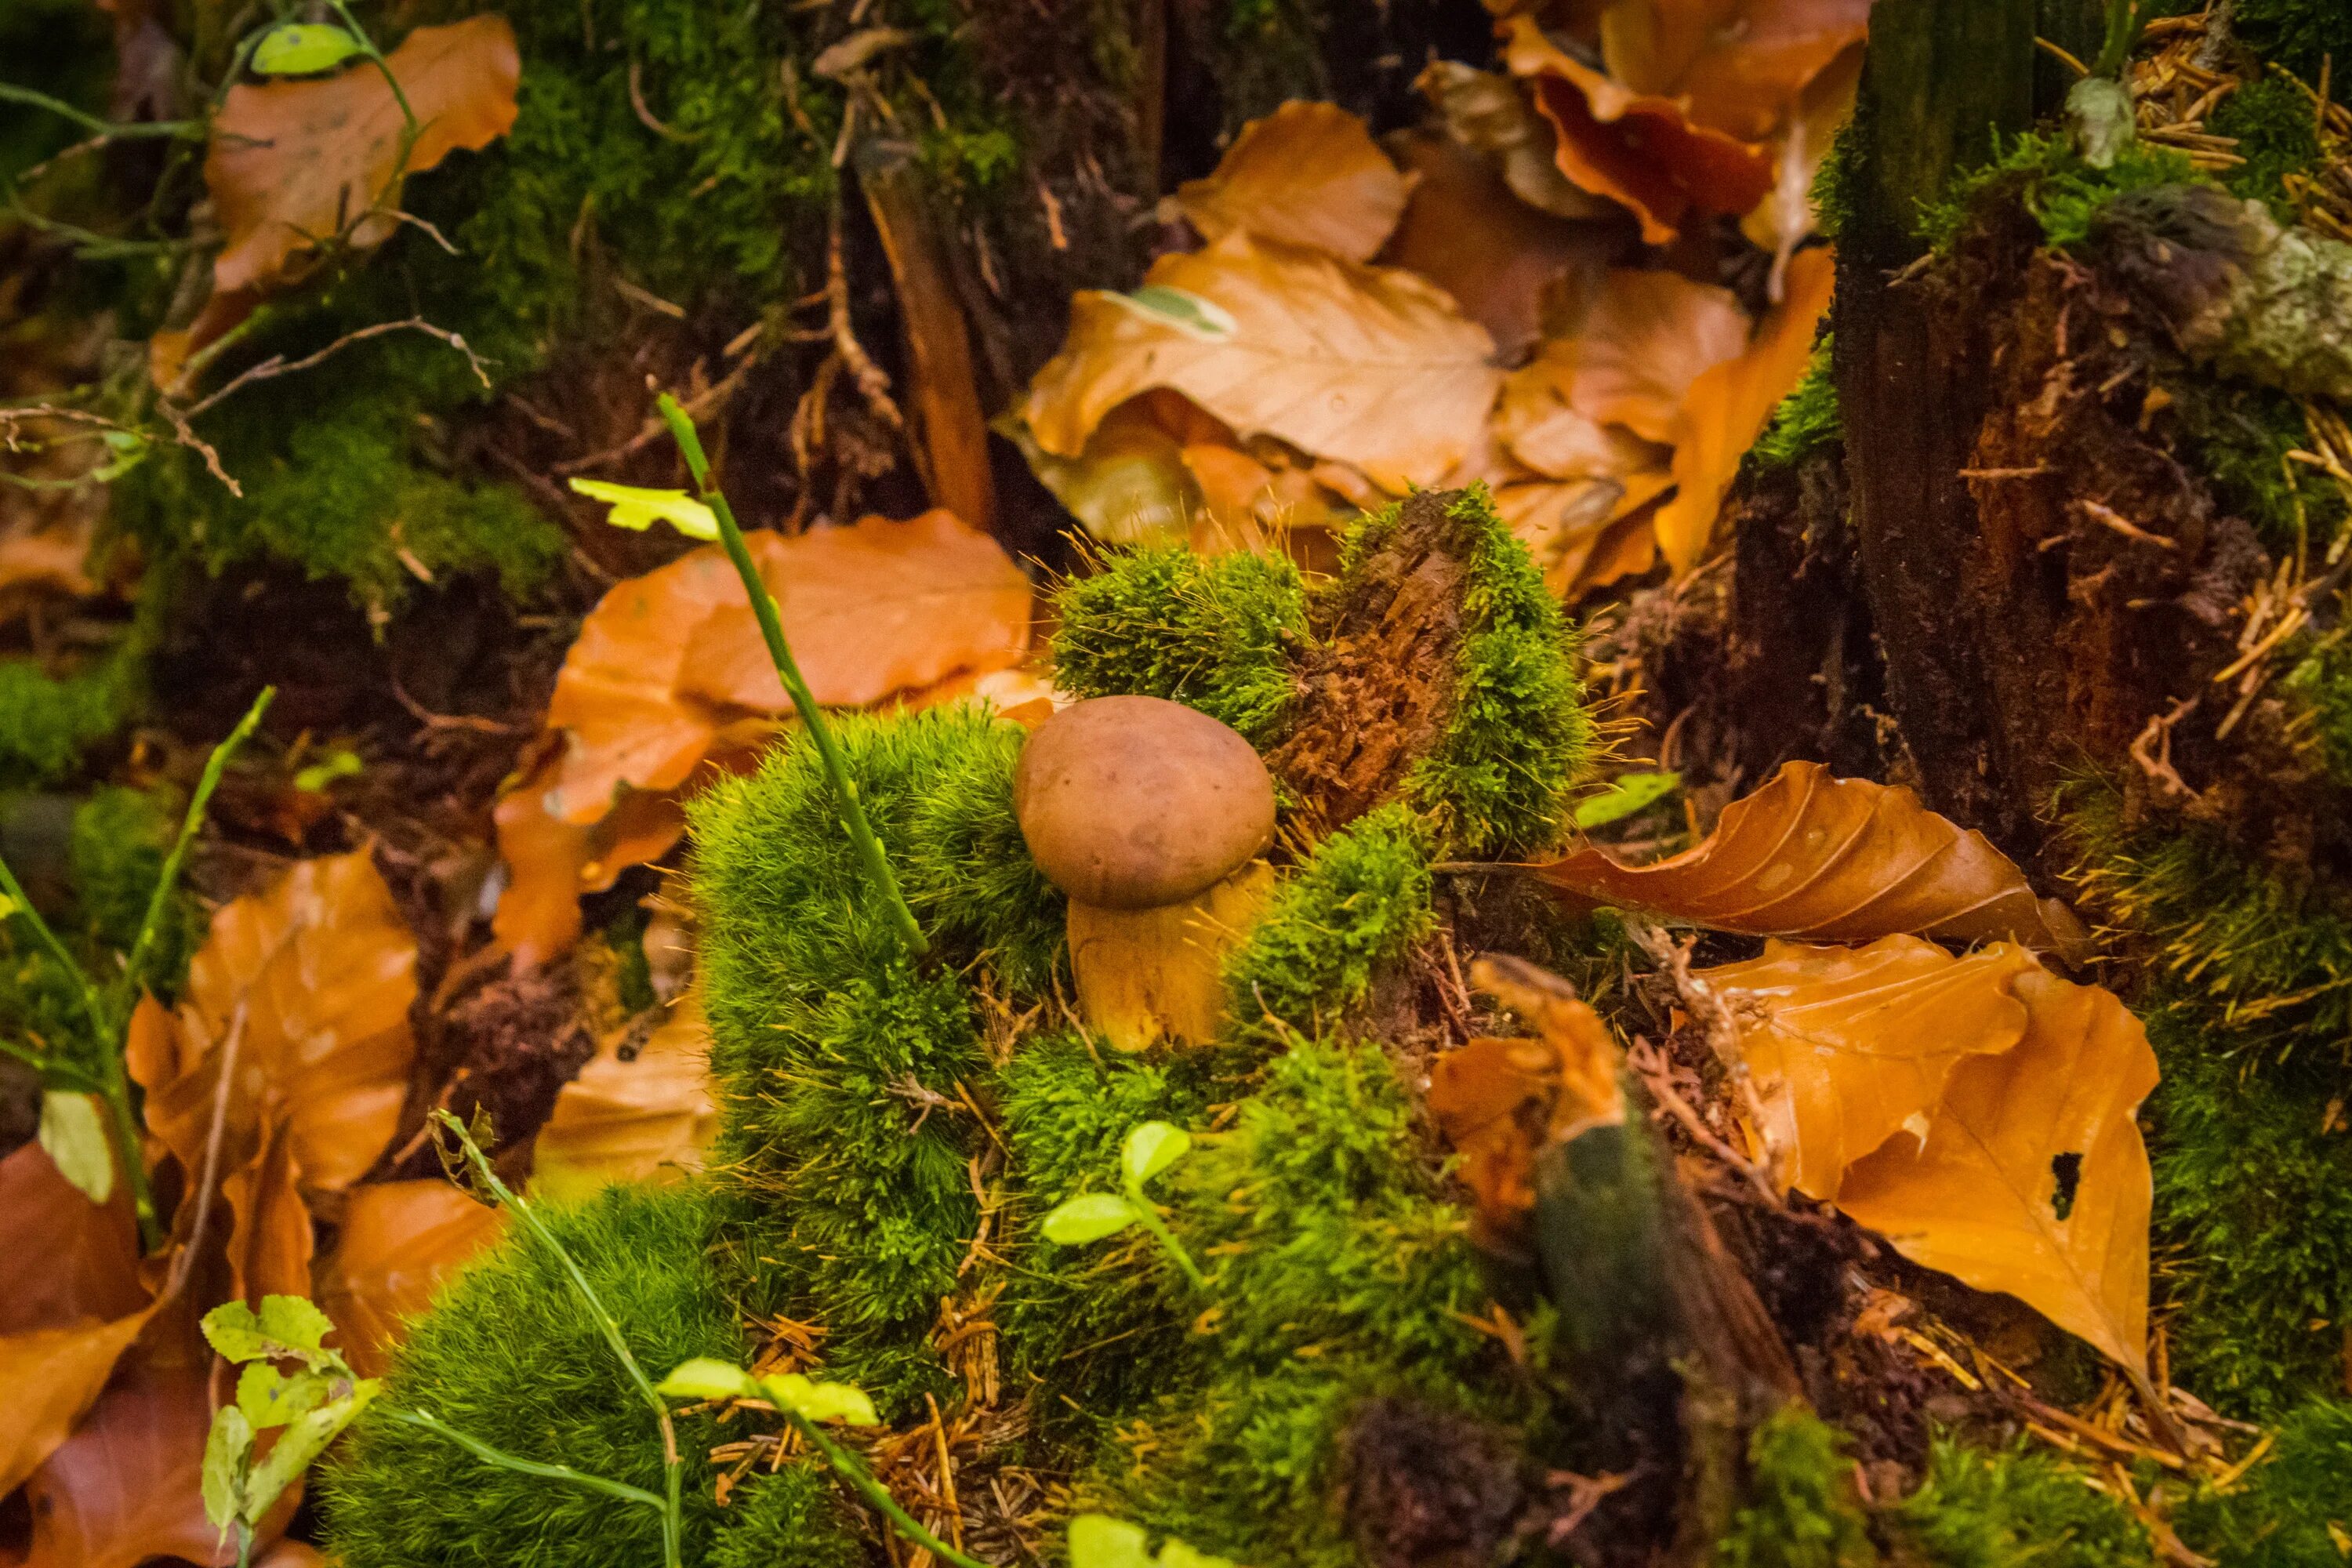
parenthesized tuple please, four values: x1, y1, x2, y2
(1014, 695, 1276, 909)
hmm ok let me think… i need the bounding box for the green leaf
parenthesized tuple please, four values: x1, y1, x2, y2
(238, 1381, 379, 1526)
(237, 1363, 334, 1430)
(292, 750, 362, 793)
(256, 1295, 337, 1359)
(1068, 1515, 1155, 1568)
(1109, 285, 1236, 340)
(201, 1405, 253, 1532)
(759, 1373, 879, 1427)
(1158, 1541, 1240, 1568)
(655, 1357, 757, 1401)
(1041, 1191, 1142, 1245)
(1120, 1121, 1192, 1189)
(251, 22, 367, 74)
(1571, 770, 1682, 830)
(37, 1090, 115, 1204)
(201, 1301, 269, 1363)
(567, 479, 719, 541)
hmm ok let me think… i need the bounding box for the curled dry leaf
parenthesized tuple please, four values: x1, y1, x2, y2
(490, 755, 699, 970)
(1175, 100, 1412, 263)
(1698, 935, 2037, 1200)
(1537, 267, 1751, 445)
(1596, 0, 1874, 143)
(311, 1179, 506, 1377)
(1414, 60, 1616, 221)
(1527, 759, 2090, 959)
(532, 992, 718, 1203)
(1652, 244, 1835, 572)
(1020, 230, 1501, 492)
(207, 16, 521, 298)
(1501, 15, 1773, 246)
(1005, 388, 1239, 547)
(1740, 43, 1863, 287)
(130, 848, 418, 1196)
(223, 1116, 315, 1307)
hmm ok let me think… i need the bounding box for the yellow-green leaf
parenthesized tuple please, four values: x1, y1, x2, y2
(567, 479, 719, 541)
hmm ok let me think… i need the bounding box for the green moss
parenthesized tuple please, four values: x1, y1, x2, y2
(2281, 630, 2352, 784)
(1887, 1436, 2154, 1566)
(66, 786, 186, 972)
(1918, 132, 2200, 253)
(2211, 77, 2324, 210)
(1051, 545, 1309, 746)
(710, 1461, 866, 1568)
(1713, 1408, 1875, 1568)
(321, 1181, 748, 1568)
(690, 707, 1062, 1411)
(2169, 379, 2347, 557)
(1224, 804, 1433, 1040)
(2232, 0, 2352, 84)
(0, 0, 111, 184)
(1403, 488, 1592, 858)
(2176, 1396, 2352, 1566)
(1755, 338, 1841, 470)
(0, 648, 141, 790)
(2141, 1002, 2352, 1419)
(1810, 113, 1864, 244)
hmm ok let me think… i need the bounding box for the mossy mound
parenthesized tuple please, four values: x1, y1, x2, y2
(1887, 1438, 2154, 1566)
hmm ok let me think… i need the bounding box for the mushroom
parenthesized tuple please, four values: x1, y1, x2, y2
(1014, 695, 1278, 1051)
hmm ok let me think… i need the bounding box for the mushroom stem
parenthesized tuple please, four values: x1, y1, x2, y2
(1069, 861, 1276, 1051)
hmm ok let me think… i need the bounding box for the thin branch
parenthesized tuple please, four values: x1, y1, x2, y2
(123, 686, 273, 996)
(0, 82, 202, 140)
(151, 396, 241, 495)
(827, 198, 904, 432)
(163, 996, 249, 1304)
(385, 1408, 669, 1510)
(182, 318, 491, 419)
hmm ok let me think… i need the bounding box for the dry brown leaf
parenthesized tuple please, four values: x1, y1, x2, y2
(490, 754, 695, 970)
(0, 1316, 157, 1501)
(1176, 101, 1411, 263)
(207, 16, 521, 297)
(1552, 268, 1751, 445)
(224, 1115, 315, 1307)
(1414, 60, 1617, 220)
(1653, 243, 1834, 572)
(131, 848, 417, 1196)
(532, 993, 717, 1203)
(1740, 43, 1862, 286)
(1502, 15, 1773, 245)
(312, 1179, 506, 1377)
(1529, 759, 2090, 957)
(1021, 230, 1501, 492)
(1597, 0, 1873, 143)
(1835, 963, 2157, 1373)
(1700, 936, 2037, 1199)
(1380, 129, 1618, 360)
(1562, 498, 1664, 594)
(1010, 390, 1236, 546)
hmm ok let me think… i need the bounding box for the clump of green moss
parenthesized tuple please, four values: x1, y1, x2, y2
(1919, 132, 2200, 253)
(2210, 76, 2324, 210)
(1755, 336, 1841, 471)
(1051, 545, 1309, 746)
(0, 640, 144, 791)
(322, 1180, 747, 1568)
(689, 706, 1061, 1410)
(1887, 1436, 2154, 1566)
(1403, 488, 1592, 858)
(2177, 1396, 2352, 1566)
(2169, 379, 2348, 557)
(1225, 804, 1433, 1040)
(2281, 630, 2352, 784)
(1713, 1407, 1875, 1568)
(710, 1461, 866, 1568)
(66, 786, 184, 966)
(2232, 0, 2352, 84)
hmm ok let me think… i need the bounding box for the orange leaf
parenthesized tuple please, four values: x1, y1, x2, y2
(312, 1179, 505, 1377)
(491, 752, 691, 971)
(1527, 759, 2089, 957)
(1545, 268, 1752, 445)
(132, 848, 417, 1196)
(1176, 101, 1411, 263)
(1021, 230, 1501, 492)
(532, 993, 717, 1203)
(1503, 15, 1773, 245)
(1598, 0, 1873, 143)
(1699, 935, 2038, 1199)
(1652, 244, 1833, 572)
(206, 16, 520, 298)
(224, 1116, 315, 1307)
(0, 1316, 154, 1500)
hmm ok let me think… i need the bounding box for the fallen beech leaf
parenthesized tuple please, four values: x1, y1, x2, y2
(1021, 230, 1501, 492)
(1598, 0, 1873, 143)
(1700, 936, 2038, 1199)
(1553, 268, 1751, 445)
(1414, 60, 1617, 220)
(1176, 101, 1411, 263)
(532, 993, 717, 1203)
(1561, 499, 1664, 594)
(1528, 759, 2089, 957)
(1652, 245, 1834, 572)
(1178, 442, 1346, 552)
(1379, 129, 1617, 360)
(132, 849, 417, 1196)
(1503, 15, 1773, 245)
(1007, 392, 1220, 546)
(311, 1179, 505, 1377)
(1740, 44, 1862, 288)
(1495, 356, 1675, 481)
(1837, 962, 2156, 1373)
(224, 1117, 315, 1307)
(0, 1316, 154, 1500)
(491, 750, 695, 969)
(207, 16, 521, 297)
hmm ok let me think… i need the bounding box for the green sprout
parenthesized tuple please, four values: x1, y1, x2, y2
(1069, 1513, 1240, 1568)
(200, 1295, 381, 1568)
(656, 1358, 987, 1568)
(1570, 770, 1681, 831)
(1040, 1120, 1207, 1289)
(568, 395, 927, 960)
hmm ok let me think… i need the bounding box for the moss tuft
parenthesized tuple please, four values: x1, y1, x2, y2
(2231, 0, 2352, 84)
(1050, 545, 1309, 746)
(710, 1461, 866, 1568)
(1919, 132, 2200, 253)
(1225, 804, 1433, 1040)
(1404, 487, 1592, 858)
(2169, 379, 2347, 557)
(2281, 630, 2352, 785)
(2209, 75, 2324, 210)
(2176, 1396, 2352, 1566)
(67, 786, 187, 973)
(0, 642, 144, 791)
(1755, 337, 1841, 470)
(321, 1180, 747, 1568)
(1887, 1436, 2154, 1566)
(1712, 1407, 1875, 1567)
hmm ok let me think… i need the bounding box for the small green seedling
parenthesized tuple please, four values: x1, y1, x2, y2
(565, 478, 719, 540)
(292, 747, 364, 793)
(1069, 1514, 1240, 1568)
(201, 1295, 381, 1568)
(1040, 1121, 1207, 1289)
(250, 21, 368, 74)
(1571, 770, 1680, 830)
(656, 1359, 985, 1568)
